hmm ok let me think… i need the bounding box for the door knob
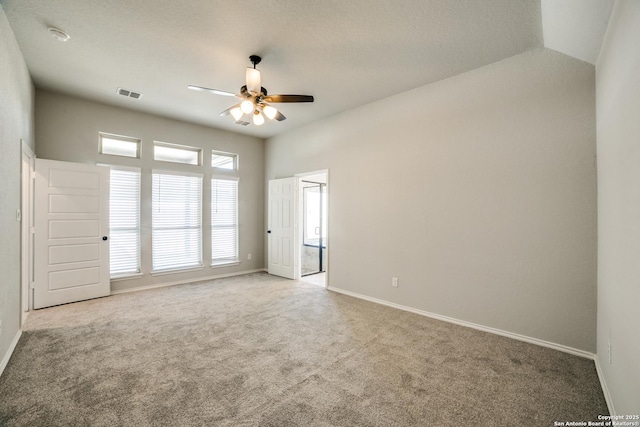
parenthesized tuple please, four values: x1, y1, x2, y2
(267, 230, 271, 234)
(102, 236, 108, 241)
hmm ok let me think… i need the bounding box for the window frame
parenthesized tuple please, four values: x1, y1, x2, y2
(151, 169, 204, 274)
(211, 150, 238, 171)
(99, 132, 141, 159)
(104, 165, 142, 279)
(153, 141, 202, 166)
(211, 176, 240, 267)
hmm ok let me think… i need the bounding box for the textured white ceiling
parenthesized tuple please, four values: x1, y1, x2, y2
(1, 1, 550, 138)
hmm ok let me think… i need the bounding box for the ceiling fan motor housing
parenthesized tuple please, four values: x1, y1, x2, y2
(240, 85, 268, 98)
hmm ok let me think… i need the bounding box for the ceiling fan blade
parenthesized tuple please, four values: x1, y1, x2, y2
(219, 103, 241, 116)
(188, 85, 237, 97)
(264, 94, 314, 103)
(246, 68, 261, 94)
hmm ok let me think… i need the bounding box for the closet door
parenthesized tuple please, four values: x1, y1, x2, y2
(34, 159, 110, 309)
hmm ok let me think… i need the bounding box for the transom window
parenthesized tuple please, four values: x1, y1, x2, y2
(211, 151, 238, 170)
(154, 141, 201, 165)
(99, 133, 140, 158)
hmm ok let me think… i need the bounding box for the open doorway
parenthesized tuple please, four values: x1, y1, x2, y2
(301, 181, 326, 276)
(296, 171, 328, 287)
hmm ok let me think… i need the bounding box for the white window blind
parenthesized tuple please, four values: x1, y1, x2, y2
(211, 178, 239, 265)
(109, 167, 141, 277)
(152, 171, 203, 271)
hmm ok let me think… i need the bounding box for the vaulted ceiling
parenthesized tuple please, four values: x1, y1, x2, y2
(1, 0, 613, 138)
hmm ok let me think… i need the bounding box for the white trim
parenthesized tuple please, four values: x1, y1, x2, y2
(97, 163, 141, 173)
(98, 132, 141, 159)
(151, 168, 203, 178)
(150, 265, 204, 277)
(327, 285, 595, 360)
(20, 140, 35, 321)
(211, 173, 239, 181)
(110, 273, 144, 282)
(153, 141, 202, 166)
(211, 261, 241, 268)
(111, 268, 267, 295)
(0, 330, 22, 378)
(210, 149, 239, 172)
(21, 139, 35, 158)
(594, 354, 616, 416)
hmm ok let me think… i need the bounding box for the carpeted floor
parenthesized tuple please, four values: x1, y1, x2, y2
(0, 272, 608, 426)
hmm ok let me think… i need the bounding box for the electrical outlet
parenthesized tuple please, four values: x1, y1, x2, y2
(247, 253, 252, 260)
(392, 277, 399, 287)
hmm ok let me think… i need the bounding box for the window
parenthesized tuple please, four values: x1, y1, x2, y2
(154, 142, 201, 165)
(211, 151, 237, 170)
(152, 171, 203, 271)
(109, 167, 141, 277)
(99, 133, 140, 158)
(211, 178, 239, 266)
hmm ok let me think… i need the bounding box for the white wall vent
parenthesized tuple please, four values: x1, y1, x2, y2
(117, 88, 143, 99)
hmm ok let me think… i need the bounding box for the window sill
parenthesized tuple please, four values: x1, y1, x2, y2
(150, 265, 204, 276)
(110, 273, 144, 282)
(210, 261, 241, 269)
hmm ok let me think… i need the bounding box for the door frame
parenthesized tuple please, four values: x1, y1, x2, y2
(295, 170, 329, 288)
(21, 141, 35, 324)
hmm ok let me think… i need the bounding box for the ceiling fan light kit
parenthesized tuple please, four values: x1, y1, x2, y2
(252, 110, 265, 126)
(240, 99, 255, 114)
(189, 55, 314, 126)
(263, 105, 278, 120)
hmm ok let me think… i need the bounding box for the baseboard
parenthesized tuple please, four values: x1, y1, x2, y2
(110, 268, 268, 295)
(0, 329, 22, 378)
(594, 354, 616, 416)
(327, 286, 595, 360)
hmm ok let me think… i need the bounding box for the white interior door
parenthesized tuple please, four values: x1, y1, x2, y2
(34, 159, 110, 309)
(268, 177, 296, 279)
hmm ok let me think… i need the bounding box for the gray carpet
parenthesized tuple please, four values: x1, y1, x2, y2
(0, 272, 608, 426)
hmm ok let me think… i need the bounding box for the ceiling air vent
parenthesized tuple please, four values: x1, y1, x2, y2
(117, 88, 143, 99)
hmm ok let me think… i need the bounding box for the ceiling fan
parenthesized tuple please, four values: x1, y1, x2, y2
(188, 55, 314, 126)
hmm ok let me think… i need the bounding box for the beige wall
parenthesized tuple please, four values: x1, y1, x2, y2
(596, 0, 640, 415)
(0, 6, 35, 364)
(35, 90, 265, 292)
(267, 48, 598, 352)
